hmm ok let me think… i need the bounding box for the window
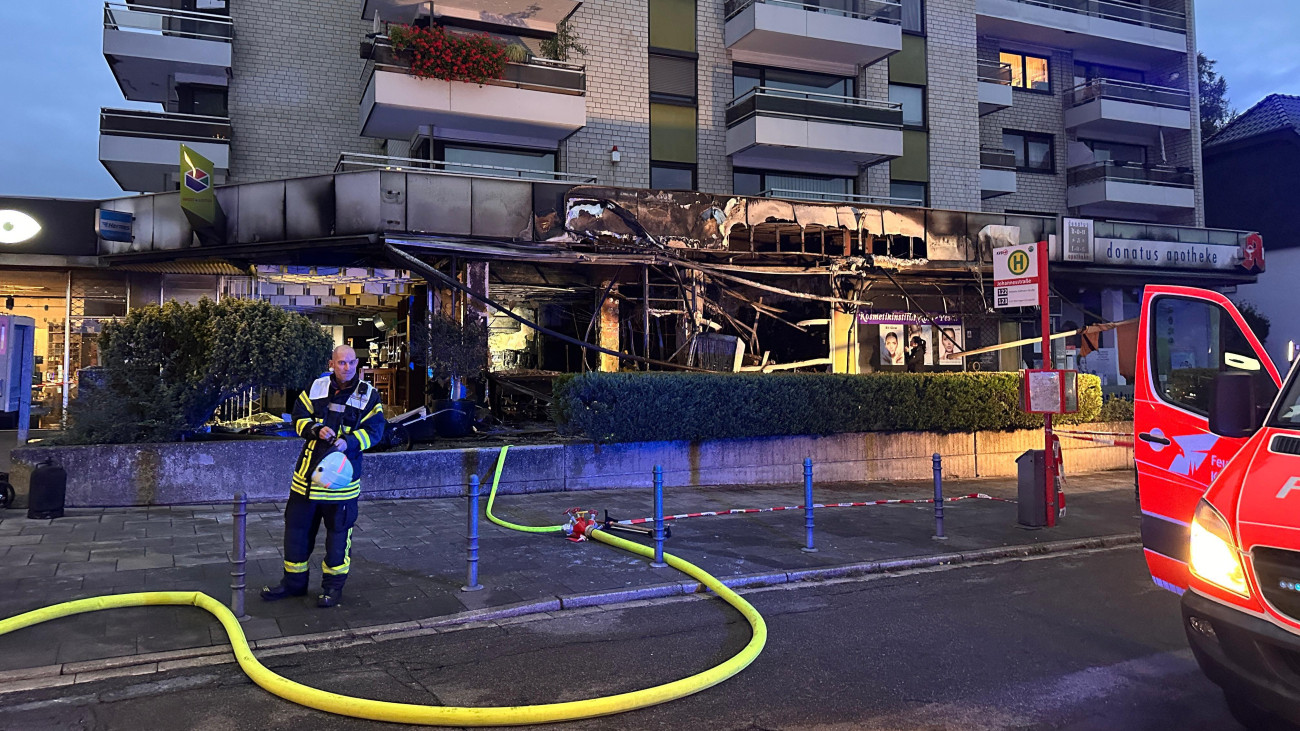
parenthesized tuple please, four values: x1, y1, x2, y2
(438, 143, 557, 178)
(889, 84, 924, 128)
(1081, 139, 1146, 165)
(1073, 62, 1144, 87)
(733, 64, 853, 101)
(651, 163, 696, 190)
(176, 84, 227, 117)
(649, 53, 697, 104)
(1003, 131, 1054, 173)
(1150, 297, 1278, 418)
(733, 169, 855, 198)
(649, 0, 696, 53)
(1000, 51, 1050, 92)
(890, 181, 927, 206)
(901, 0, 924, 33)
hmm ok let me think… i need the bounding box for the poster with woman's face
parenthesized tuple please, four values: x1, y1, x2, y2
(905, 324, 933, 365)
(938, 326, 965, 365)
(880, 324, 904, 366)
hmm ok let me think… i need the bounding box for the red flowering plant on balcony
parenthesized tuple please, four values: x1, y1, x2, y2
(387, 24, 509, 85)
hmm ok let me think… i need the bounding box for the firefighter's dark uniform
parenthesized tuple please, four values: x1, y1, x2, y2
(276, 373, 385, 598)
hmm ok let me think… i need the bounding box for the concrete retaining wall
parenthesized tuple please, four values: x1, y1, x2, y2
(9, 423, 1133, 507)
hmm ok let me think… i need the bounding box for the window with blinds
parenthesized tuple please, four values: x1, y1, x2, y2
(649, 54, 697, 103)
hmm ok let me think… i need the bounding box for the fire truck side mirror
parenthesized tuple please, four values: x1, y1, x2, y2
(1209, 372, 1260, 439)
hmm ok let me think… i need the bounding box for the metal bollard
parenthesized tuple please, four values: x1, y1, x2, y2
(932, 453, 947, 541)
(651, 465, 667, 568)
(463, 475, 484, 591)
(801, 458, 818, 553)
(230, 491, 247, 619)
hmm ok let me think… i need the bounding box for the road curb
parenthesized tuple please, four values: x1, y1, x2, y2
(0, 532, 1140, 694)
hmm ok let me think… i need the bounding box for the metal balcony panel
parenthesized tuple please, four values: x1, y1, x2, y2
(726, 116, 903, 175)
(361, 0, 580, 33)
(978, 81, 1013, 116)
(99, 134, 228, 193)
(360, 68, 586, 147)
(1065, 98, 1193, 138)
(103, 26, 230, 103)
(1067, 180, 1196, 217)
(976, 0, 1187, 68)
(725, 2, 902, 76)
(980, 167, 1017, 198)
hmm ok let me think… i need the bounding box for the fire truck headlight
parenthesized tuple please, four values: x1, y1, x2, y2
(1190, 500, 1250, 598)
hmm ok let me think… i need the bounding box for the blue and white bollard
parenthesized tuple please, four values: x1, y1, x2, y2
(462, 474, 484, 591)
(933, 453, 947, 541)
(802, 458, 817, 553)
(651, 465, 667, 568)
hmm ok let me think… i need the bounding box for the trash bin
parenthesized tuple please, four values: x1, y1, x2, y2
(27, 458, 66, 520)
(1016, 449, 1047, 528)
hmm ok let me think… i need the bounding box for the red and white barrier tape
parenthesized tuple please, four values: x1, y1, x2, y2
(1054, 429, 1133, 438)
(1055, 432, 1135, 448)
(615, 493, 1014, 526)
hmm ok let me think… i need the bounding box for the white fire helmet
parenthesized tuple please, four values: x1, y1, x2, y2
(311, 451, 354, 490)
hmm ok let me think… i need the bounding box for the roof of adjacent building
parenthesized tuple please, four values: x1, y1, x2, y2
(1205, 93, 1300, 149)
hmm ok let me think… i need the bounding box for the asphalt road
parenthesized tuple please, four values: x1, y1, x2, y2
(0, 546, 1239, 730)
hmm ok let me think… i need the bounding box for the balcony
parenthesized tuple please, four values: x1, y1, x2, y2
(760, 189, 923, 207)
(724, 0, 903, 77)
(359, 38, 586, 148)
(360, 0, 580, 34)
(976, 0, 1188, 67)
(977, 60, 1013, 116)
(1065, 79, 1192, 139)
(99, 109, 230, 193)
(1066, 160, 1195, 218)
(980, 147, 1017, 198)
(103, 2, 232, 104)
(726, 88, 904, 175)
(335, 152, 597, 183)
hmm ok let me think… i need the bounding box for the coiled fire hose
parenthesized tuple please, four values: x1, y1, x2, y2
(0, 446, 767, 726)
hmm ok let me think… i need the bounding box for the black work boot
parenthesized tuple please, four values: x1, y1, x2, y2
(317, 587, 343, 608)
(260, 582, 307, 601)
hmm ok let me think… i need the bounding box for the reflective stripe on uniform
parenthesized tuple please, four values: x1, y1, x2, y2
(322, 528, 353, 575)
(361, 404, 383, 424)
(298, 391, 314, 411)
(283, 559, 309, 573)
(294, 418, 314, 436)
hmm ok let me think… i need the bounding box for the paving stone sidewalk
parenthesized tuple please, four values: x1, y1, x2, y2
(0, 470, 1138, 673)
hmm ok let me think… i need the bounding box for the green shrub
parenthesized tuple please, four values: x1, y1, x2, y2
(1095, 396, 1135, 423)
(63, 298, 333, 444)
(552, 372, 1103, 443)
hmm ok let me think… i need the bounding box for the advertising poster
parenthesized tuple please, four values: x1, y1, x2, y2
(880, 324, 904, 366)
(937, 325, 964, 365)
(905, 324, 933, 366)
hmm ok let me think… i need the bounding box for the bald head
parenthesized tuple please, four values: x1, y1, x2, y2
(330, 345, 359, 383)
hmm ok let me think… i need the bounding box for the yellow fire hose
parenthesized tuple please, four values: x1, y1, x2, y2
(0, 446, 767, 726)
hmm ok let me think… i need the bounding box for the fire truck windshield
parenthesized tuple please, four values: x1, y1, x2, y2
(1272, 368, 1300, 428)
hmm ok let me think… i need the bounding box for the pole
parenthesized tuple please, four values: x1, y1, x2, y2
(651, 465, 666, 567)
(932, 454, 946, 540)
(463, 474, 484, 591)
(802, 458, 817, 553)
(61, 271, 71, 428)
(1038, 240, 1057, 528)
(230, 491, 247, 619)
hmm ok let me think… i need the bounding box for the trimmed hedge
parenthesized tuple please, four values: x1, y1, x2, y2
(552, 372, 1103, 443)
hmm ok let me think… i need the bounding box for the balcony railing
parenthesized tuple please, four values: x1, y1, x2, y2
(980, 147, 1017, 170)
(1093, 220, 1255, 247)
(1066, 160, 1194, 188)
(727, 87, 903, 128)
(999, 0, 1187, 33)
(760, 189, 923, 207)
(335, 153, 597, 184)
(724, 0, 902, 23)
(977, 60, 1013, 85)
(100, 108, 231, 142)
(1068, 79, 1191, 109)
(363, 37, 586, 96)
(103, 2, 233, 42)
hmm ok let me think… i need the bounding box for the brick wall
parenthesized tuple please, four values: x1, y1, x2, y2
(925, 0, 981, 211)
(859, 61, 893, 199)
(228, 0, 382, 183)
(560, 0, 652, 188)
(697, 0, 732, 195)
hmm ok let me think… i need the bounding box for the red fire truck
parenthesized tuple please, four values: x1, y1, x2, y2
(1136, 284, 1300, 727)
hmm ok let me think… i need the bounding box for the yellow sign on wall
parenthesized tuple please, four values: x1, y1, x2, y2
(179, 144, 216, 227)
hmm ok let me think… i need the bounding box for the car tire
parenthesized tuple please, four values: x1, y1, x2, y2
(1224, 691, 1298, 730)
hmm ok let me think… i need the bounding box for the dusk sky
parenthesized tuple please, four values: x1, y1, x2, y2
(0, 0, 1290, 200)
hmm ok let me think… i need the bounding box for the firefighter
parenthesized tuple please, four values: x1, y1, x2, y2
(261, 345, 386, 608)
